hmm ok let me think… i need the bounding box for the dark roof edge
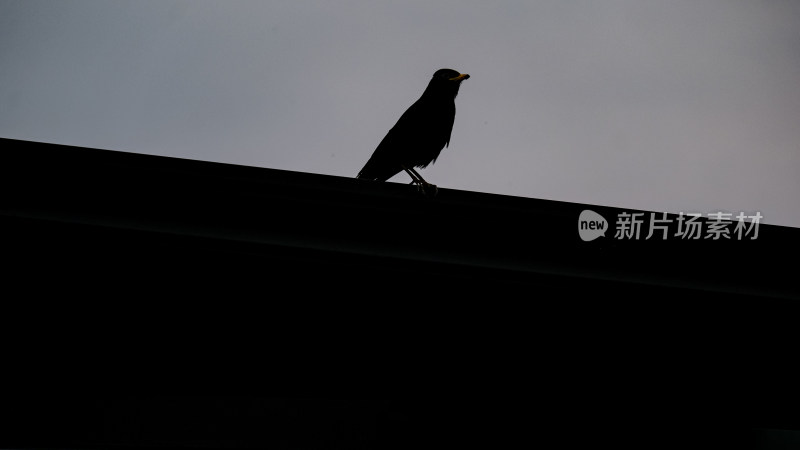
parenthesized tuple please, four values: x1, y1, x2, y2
(1, 137, 797, 300)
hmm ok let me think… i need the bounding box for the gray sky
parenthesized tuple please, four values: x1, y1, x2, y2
(2, 0, 799, 227)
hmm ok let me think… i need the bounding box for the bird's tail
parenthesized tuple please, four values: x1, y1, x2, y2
(356, 158, 392, 181)
(356, 158, 398, 181)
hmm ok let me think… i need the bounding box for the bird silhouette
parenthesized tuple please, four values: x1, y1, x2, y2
(357, 68, 470, 195)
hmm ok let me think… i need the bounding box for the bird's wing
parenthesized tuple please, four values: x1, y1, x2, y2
(444, 107, 456, 148)
(357, 98, 454, 179)
(356, 112, 414, 181)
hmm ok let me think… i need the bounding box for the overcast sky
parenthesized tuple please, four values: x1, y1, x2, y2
(1, 0, 798, 227)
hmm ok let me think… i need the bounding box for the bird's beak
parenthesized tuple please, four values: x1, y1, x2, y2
(449, 73, 470, 81)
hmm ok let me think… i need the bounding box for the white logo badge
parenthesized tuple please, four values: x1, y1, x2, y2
(578, 210, 608, 241)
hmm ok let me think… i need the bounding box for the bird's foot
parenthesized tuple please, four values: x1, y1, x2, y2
(415, 181, 438, 197)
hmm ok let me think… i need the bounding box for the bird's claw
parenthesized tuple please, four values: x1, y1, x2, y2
(414, 181, 438, 197)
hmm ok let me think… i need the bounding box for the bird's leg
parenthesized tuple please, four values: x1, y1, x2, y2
(402, 165, 423, 185)
(401, 166, 427, 193)
(402, 167, 427, 194)
(405, 167, 438, 197)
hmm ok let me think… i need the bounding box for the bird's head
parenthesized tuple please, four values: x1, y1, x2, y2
(433, 68, 470, 83)
(427, 68, 470, 98)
